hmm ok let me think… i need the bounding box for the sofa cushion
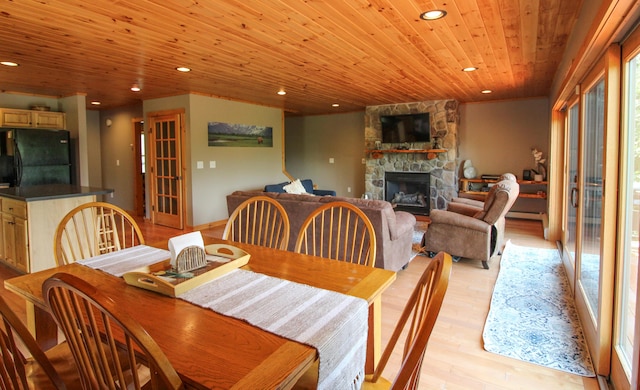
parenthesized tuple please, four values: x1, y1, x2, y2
(264, 182, 288, 193)
(283, 179, 308, 195)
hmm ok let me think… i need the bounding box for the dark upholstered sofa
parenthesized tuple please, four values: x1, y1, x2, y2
(263, 179, 336, 196)
(226, 191, 416, 271)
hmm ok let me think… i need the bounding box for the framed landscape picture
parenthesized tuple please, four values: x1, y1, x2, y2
(208, 121, 273, 147)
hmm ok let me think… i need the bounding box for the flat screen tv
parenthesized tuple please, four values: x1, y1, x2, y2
(380, 113, 430, 144)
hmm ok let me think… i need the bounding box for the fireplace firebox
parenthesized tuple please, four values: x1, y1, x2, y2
(384, 172, 430, 215)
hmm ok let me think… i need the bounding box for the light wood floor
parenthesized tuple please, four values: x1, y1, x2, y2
(0, 218, 600, 389)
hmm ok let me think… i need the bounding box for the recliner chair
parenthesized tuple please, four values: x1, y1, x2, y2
(423, 177, 519, 269)
(447, 173, 518, 254)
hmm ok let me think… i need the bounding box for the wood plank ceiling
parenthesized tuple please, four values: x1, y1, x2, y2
(0, 0, 583, 115)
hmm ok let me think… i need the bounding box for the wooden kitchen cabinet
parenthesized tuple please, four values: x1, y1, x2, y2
(32, 111, 66, 129)
(0, 109, 32, 127)
(0, 108, 66, 130)
(2, 198, 29, 273)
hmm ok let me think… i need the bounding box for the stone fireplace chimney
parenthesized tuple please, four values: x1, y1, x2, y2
(364, 100, 459, 213)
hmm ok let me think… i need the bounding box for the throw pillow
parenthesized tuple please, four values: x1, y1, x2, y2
(283, 179, 308, 195)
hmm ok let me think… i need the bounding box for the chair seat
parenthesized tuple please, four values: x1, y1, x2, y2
(362, 374, 392, 389)
(26, 341, 83, 389)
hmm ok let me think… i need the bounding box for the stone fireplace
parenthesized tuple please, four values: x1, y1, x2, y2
(385, 172, 430, 215)
(364, 100, 459, 213)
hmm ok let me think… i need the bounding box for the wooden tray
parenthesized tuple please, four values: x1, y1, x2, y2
(123, 244, 250, 297)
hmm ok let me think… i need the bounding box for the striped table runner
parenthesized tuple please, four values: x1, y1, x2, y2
(180, 269, 368, 390)
(77, 245, 171, 277)
(77, 246, 368, 389)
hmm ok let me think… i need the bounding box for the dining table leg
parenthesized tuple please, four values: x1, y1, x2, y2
(365, 296, 382, 374)
(25, 302, 58, 351)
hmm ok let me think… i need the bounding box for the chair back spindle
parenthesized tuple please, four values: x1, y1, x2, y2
(295, 201, 376, 267)
(54, 202, 144, 266)
(223, 196, 290, 250)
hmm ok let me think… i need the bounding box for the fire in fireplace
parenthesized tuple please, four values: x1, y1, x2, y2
(384, 172, 430, 215)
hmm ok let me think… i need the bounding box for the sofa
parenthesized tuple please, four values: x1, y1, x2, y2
(264, 179, 336, 196)
(226, 190, 416, 271)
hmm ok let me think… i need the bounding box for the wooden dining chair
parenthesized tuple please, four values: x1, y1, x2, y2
(0, 295, 81, 390)
(53, 201, 145, 266)
(223, 195, 290, 250)
(294, 201, 376, 266)
(365, 251, 452, 389)
(293, 252, 452, 390)
(43, 273, 183, 390)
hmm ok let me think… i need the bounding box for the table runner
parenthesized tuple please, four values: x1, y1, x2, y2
(77, 245, 171, 277)
(180, 269, 367, 390)
(77, 246, 368, 389)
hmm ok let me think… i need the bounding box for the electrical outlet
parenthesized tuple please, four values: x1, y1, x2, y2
(329, 157, 335, 164)
(197, 161, 204, 169)
(210, 161, 216, 168)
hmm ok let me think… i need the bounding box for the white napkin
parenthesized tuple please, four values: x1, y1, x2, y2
(168, 231, 205, 268)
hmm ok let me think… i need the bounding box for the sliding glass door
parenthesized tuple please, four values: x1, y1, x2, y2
(612, 33, 640, 388)
(563, 102, 579, 287)
(563, 47, 619, 376)
(579, 78, 605, 319)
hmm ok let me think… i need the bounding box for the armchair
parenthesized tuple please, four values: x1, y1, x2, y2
(264, 179, 336, 196)
(447, 173, 518, 253)
(423, 178, 519, 269)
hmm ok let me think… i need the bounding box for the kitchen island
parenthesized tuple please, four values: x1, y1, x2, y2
(0, 184, 113, 273)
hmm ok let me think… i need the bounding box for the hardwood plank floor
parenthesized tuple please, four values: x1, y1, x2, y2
(0, 217, 600, 389)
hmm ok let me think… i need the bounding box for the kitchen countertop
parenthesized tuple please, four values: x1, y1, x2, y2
(0, 184, 114, 201)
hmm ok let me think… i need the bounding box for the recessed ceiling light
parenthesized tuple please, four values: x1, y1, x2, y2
(1, 61, 19, 67)
(176, 67, 191, 72)
(131, 84, 141, 92)
(481, 89, 492, 94)
(462, 67, 478, 72)
(277, 89, 286, 96)
(420, 10, 447, 20)
(332, 103, 340, 107)
(90, 101, 101, 105)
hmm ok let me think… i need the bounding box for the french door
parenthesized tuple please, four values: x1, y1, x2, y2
(148, 110, 185, 229)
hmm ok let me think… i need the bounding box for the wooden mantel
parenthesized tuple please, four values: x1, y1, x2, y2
(365, 149, 447, 160)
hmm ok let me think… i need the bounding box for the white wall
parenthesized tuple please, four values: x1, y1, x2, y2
(458, 98, 550, 179)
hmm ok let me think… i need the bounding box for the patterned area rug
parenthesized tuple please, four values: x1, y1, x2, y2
(482, 241, 595, 377)
(410, 221, 429, 258)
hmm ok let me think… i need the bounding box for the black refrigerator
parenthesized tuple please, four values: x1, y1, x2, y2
(0, 129, 71, 187)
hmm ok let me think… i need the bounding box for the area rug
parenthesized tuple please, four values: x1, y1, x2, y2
(410, 221, 429, 258)
(482, 241, 595, 377)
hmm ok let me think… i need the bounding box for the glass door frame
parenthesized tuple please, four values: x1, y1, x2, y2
(560, 97, 580, 292)
(573, 45, 620, 376)
(610, 29, 640, 390)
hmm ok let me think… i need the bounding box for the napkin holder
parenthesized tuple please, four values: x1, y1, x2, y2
(175, 245, 207, 273)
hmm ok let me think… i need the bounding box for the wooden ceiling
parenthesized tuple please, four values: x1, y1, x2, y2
(0, 0, 583, 115)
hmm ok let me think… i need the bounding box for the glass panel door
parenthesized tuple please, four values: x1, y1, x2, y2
(616, 49, 640, 382)
(579, 79, 605, 318)
(149, 113, 184, 229)
(565, 103, 579, 277)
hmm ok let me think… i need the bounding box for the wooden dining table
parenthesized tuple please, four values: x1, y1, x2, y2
(5, 236, 396, 389)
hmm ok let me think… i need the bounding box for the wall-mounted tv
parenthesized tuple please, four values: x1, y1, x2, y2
(380, 113, 430, 144)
